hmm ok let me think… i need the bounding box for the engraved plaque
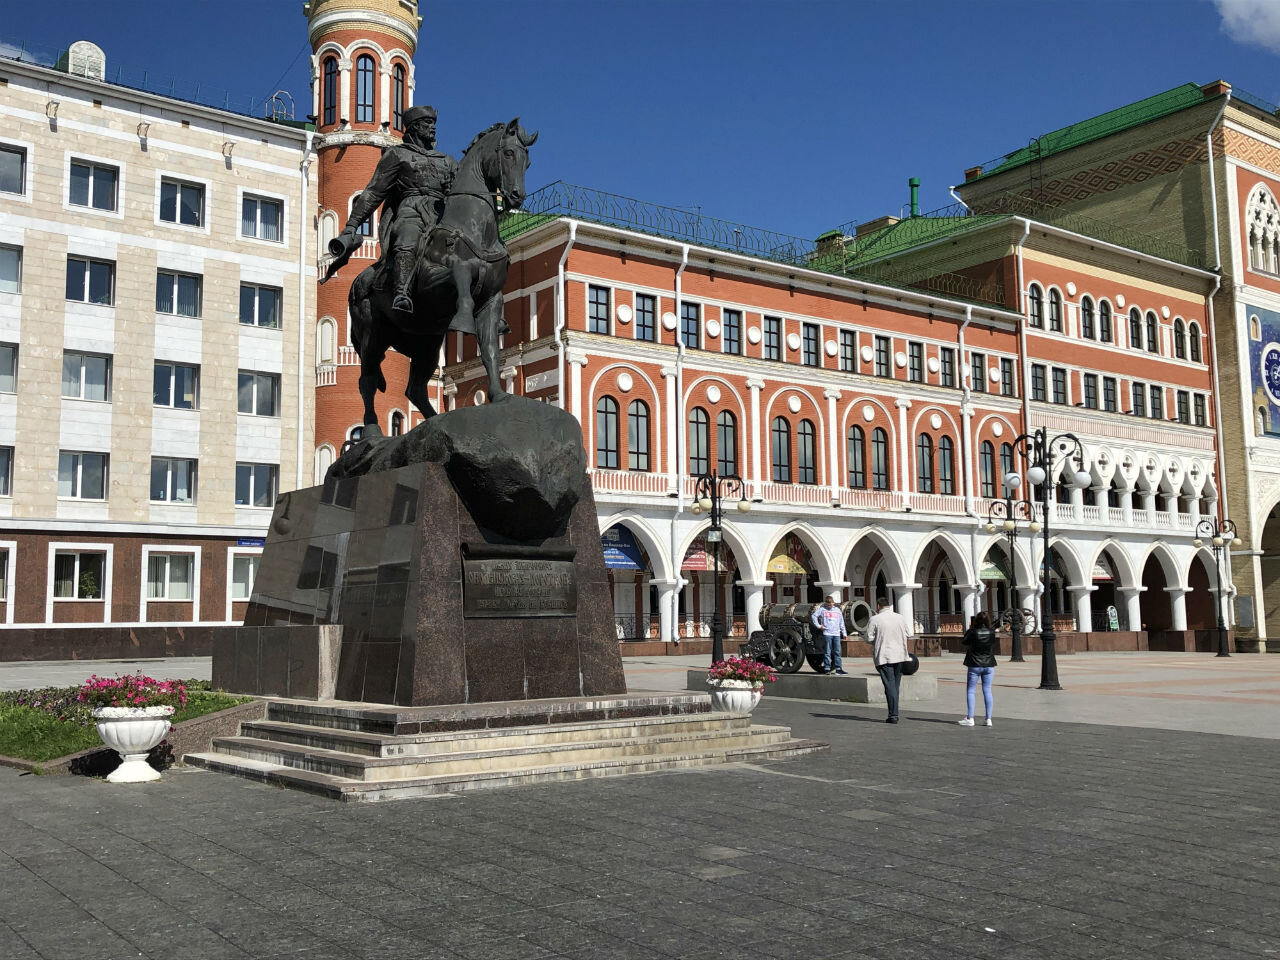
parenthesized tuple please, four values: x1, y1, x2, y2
(462, 544, 577, 618)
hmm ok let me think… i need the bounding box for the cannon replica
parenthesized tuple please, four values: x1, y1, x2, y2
(738, 599, 874, 673)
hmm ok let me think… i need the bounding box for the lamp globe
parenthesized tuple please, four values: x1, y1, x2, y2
(1027, 465, 1047, 487)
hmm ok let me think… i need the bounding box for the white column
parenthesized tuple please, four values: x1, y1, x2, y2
(895, 399, 912, 493)
(443, 382, 457, 412)
(1068, 584, 1094, 633)
(960, 399, 974, 514)
(815, 580, 850, 603)
(500, 365, 517, 397)
(1120, 586, 1143, 632)
(1120, 483, 1134, 527)
(961, 582, 983, 622)
(1069, 484, 1084, 520)
(1166, 586, 1189, 631)
(652, 579, 679, 644)
(747, 377, 764, 495)
(310, 57, 320, 120)
(663, 365, 679, 494)
(1142, 490, 1157, 517)
(824, 388, 841, 494)
(378, 64, 391, 127)
(338, 58, 352, 124)
(1187, 495, 1201, 528)
(740, 580, 772, 636)
(566, 349, 587, 427)
(888, 582, 921, 632)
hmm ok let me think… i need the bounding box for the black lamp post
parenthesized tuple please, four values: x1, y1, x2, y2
(1193, 517, 1241, 657)
(691, 472, 750, 664)
(984, 495, 1038, 662)
(1007, 427, 1091, 691)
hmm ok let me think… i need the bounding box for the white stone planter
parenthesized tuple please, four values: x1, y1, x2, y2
(92, 705, 175, 783)
(707, 679, 763, 714)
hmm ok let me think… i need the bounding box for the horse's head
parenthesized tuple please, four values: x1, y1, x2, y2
(492, 116, 537, 209)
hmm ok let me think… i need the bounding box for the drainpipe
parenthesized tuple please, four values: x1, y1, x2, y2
(296, 130, 313, 490)
(1014, 219, 1033, 436)
(669, 244, 690, 643)
(554, 221, 578, 409)
(949, 185, 969, 213)
(959, 305, 975, 516)
(909, 178, 920, 218)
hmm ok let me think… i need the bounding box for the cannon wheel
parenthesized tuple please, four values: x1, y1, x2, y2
(805, 652, 828, 673)
(768, 628, 805, 673)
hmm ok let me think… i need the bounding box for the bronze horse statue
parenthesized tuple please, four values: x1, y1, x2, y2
(343, 118, 537, 433)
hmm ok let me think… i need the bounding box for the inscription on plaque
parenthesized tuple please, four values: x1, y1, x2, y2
(462, 556, 577, 618)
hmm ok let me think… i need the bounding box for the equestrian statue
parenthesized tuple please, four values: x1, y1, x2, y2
(322, 106, 537, 434)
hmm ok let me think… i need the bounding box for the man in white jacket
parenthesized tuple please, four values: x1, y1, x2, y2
(810, 596, 847, 674)
(864, 597, 913, 723)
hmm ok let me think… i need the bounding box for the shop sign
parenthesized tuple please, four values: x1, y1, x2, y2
(601, 526, 645, 570)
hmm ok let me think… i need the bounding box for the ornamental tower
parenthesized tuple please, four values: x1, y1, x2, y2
(304, 0, 429, 479)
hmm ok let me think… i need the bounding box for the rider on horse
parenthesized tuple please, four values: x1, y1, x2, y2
(333, 105, 458, 314)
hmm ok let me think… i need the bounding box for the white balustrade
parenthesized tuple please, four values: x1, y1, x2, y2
(590, 469, 672, 496)
(338, 345, 360, 366)
(315, 363, 337, 388)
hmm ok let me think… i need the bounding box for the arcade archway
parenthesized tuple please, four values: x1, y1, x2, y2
(679, 532, 744, 639)
(601, 523, 657, 641)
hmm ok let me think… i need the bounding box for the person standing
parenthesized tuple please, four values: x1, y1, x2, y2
(958, 612, 997, 727)
(810, 596, 848, 674)
(864, 597, 913, 723)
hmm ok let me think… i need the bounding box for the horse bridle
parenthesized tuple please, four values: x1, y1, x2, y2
(450, 129, 518, 218)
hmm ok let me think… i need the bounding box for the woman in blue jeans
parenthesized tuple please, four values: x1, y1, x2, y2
(958, 612, 997, 727)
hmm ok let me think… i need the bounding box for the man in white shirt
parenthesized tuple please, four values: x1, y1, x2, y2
(810, 596, 847, 674)
(864, 597, 913, 723)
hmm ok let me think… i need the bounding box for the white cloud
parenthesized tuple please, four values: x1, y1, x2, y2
(1215, 0, 1280, 54)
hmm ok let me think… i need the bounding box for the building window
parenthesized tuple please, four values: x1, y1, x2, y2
(1083, 374, 1098, 409)
(355, 54, 375, 123)
(1189, 322, 1202, 363)
(390, 412, 404, 436)
(980, 440, 995, 498)
(595, 396, 619, 469)
(0, 145, 25, 195)
(1031, 364, 1046, 402)
(1194, 394, 1207, 426)
(908, 342, 923, 382)
(802, 323, 819, 366)
(1132, 381, 1146, 417)
(1028, 284, 1044, 328)
(940, 347, 955, 387)
(235, 463, 278, 507)
(1046, 289, 1062, 332)
(66, 256, 114, 305)
(53, 551, 105, 600)
(1099, 300, 1113, 342)
(69, 160, 118, 211)
(61, 351, 111, 402)
(1103, 376, 1117, 412)
(1247, 183, 1280, 274)
(350, 192, 373, 237)
(871, 428, 889, 491)
(1051, 367, 1066, 405)
(0, 446, 11, 497)
(322, 57, 338, 125)
(847, 425, 866, 488)
(242, 195, 283, 242)
(681, 302, 699, 349)
(688, 407, 709, 475)
(716, 411, 738, 475)
(916, 434, 934, 493)
(0, 344, 15, 393)
(1146, 312, 1158, 354)
(238, 371, 281, 417)
(1079, 296, 1095, 340)
(1149, 385, 1163, 419)
(1129, 308, 1142, 350)
(58, 451, 108, 500)
(628, 400, 650, 471)
(722, 309, 742, 355)
(771, 417, 790, 483)
(155, 270, 202, 317)
(840, 331, 856, 372)
(764, 316, 782, 361)
(0, 244, 19, 294)
(971, 351, 986, 392)
(875, 336, 891, 377)
(1173, 319, 1186, 360)
(797, 420, 817, 485)
(240, 284, 282, 328)
(938, 436, 955, 495)
(635, 294, 656, 342)
(1000, 443, 1015, 481)
(588, 285, 610, 335)
(150, 457, 196, 503)
(392, 64, 406, 131)
(232, 554, 260, 600)
(153, 361, 198, 409)
(1176, 390, 1190, 424)
(147, 553, 193, 600)
(160, 178, 204, 227)
(1000, 358, 1015, 396)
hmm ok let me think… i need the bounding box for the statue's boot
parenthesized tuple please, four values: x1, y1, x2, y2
(392, 251, 415, 313)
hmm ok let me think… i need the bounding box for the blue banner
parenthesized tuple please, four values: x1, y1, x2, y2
(601, 526, 645, 570)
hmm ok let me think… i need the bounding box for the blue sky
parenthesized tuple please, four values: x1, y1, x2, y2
(4, 1, 1280, 239)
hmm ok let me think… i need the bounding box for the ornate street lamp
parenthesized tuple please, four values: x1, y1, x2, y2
(690, 472, 751, 664)
(984, 487, 1039, 662)
(1006, 427, 1092, 690)
(1192, 518, 1242, 658)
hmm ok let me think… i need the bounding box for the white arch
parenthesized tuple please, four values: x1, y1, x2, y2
(584, 363, 663, 469)
(976, 535, 1036, 589)
(909, 529, 977, 586)
(758, 520, 836, 584)
(762, 387, 825, 434)
(313, 444, 335, 485)
(908, 404, 961, 437)
(674, 519, 760, 584)
(1047, 537, 1087, 587)
(683, 374, 748, 421)
(973, 413, 1018, 440)
(386, 407, 407, 437)
(1088, 539, 1140, 591)
(1247, 182, 1280, 273)
(1141, 541, 1186, 590)
(316, 317, 337, 364)
(839, 525, 909, 586)
(598, 513, 674, 582)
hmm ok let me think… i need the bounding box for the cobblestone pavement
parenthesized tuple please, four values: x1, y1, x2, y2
(4, 694, 1280, 960)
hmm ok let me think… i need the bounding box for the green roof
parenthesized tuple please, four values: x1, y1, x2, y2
(972, 83, 1211, 182)
(841, 214, 1010, 265)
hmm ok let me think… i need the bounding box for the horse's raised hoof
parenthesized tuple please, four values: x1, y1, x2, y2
(392, 295, 414, 314)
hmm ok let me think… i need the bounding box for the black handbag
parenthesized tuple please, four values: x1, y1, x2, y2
(901, 653, 920, 676)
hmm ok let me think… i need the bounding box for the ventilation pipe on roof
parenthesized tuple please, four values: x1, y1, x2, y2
(908, 178, 920, 218)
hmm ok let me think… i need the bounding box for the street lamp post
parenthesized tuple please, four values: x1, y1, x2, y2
(985, 492, 1039, 662)
(690, 472, 751, 665)
(1007, 427, 1091, 691)
(1193, 517, 1242, 657)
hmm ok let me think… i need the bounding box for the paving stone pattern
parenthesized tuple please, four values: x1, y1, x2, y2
(2, 697, 1280, 959)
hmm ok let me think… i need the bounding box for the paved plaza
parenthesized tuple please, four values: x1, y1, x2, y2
(2, 652, 1280, 959)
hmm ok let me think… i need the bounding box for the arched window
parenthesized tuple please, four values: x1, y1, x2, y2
(1174, 318, 1186, 359)
(596, 397, 619, 470)
(355, 54, 375, 123)
(847, 425, 866, 488)
(392, 64, 406, 131)
(1000, 443, 1015, 485)
(688, 407, 709, 475)
(871, 428, 889, 491)
(1146, 311, 1158, 354)
(390, 411, 404, 437)
(1048, 289, 1063, 332)
(1252, 315, 1262, 341)
(349, 424, 364, 443)
(980, 440, 995, 499)
(1247, 183, 1280, 274)
(938, 436, 955, 495)
(322, 56, 338, 126)
(1129, 308, 1142, 350)
(1080, 296, 1095, 339)
(916, 434, 935, 493)
(350, 192, 373, 237)
(797, 420, 817, 484)
(1189, 322, 1202, 363)
(628, 400, 650, 472)
(1258, 406, 1269, 437)
(771, 417, 791, 483)
(1028, 284, 1044, 328)
(314, 444, 335, 484)
(716, 411, 738, 475)
(317, 319, 335, 364)
(1099, 300, 1113, 342)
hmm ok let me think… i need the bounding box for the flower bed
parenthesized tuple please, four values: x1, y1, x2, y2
(707, 656, 777, 686)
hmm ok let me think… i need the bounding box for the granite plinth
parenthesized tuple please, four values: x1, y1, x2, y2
(211, 625, 341, 700)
